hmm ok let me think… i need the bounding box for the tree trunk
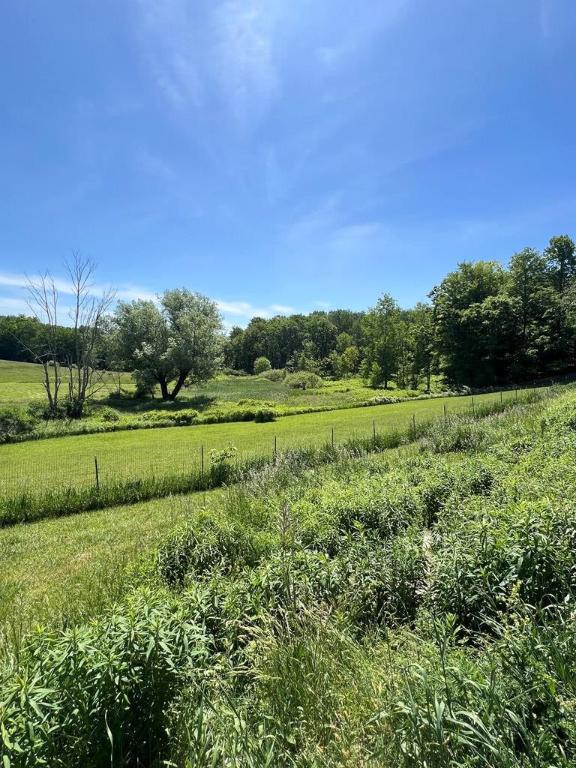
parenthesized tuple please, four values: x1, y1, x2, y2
(168, 370, 189, 400)
(159, 378, 170, 400)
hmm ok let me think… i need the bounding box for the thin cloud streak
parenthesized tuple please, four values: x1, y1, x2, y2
(134, 0, 283, 130)
(0, 271, 296, 324)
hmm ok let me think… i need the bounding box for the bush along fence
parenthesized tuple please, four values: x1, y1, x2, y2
(0, 389, 549, 527)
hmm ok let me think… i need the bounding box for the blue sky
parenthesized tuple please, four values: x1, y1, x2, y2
(1, 0, 575, 326)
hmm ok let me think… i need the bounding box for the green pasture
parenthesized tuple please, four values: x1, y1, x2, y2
(0, 360, 132, 405)
(0, 491, 220, 648)
(0, 359, 435, 412)
(0, 387, 530, 496)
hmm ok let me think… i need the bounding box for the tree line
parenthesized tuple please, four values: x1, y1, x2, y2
(224, 234, 576, 388)
(1, 233, 574, 416)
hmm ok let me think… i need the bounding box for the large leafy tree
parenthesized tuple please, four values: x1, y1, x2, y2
(113, 289, 223, 400)
(362, 294, 403, 388)
(544, 235, 576, 370)
(545, 234, 576, 294)
(409, 302, 435, 391)
(431, 261, 506, 387)
(506, 247, 555, 377)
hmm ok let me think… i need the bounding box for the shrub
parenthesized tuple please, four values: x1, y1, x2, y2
(96, 405, 121, 422)
(0, 590, 209, 767)
(254, 408, 275, 423)
(221, 367, 249, 376)
(335, 531, 426, 628)
(141, 408, 198, 425)
(285, 371, 323, 390)
(0, 406, 34, 443)
(428, 502, 576, 632)
(254, 356, 272, 375)
(171, 409, 199, 425)
(420, 416, 489, 454)
(258, 368, 286, 382)
(158, 516, 274, 588)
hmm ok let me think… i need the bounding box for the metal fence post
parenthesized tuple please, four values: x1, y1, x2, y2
(412, 413, 416, 438)
(372, 419, 376, 444)
(94, 457, 100, 491)
(200, 444, 204, 477)
(444, 403, 447, 422)
(331, 427, 334, 448)
(274, 435, 277, 457)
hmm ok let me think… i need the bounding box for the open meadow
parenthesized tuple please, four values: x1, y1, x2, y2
(1, 382, 575, 766)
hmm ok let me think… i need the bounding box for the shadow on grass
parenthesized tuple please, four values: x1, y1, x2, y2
(101, 393, 216, 413)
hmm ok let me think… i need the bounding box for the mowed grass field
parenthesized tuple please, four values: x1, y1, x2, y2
(0, 489, 222, 649)
(0, 387, 529, 496)
(0, 360, 132, 404)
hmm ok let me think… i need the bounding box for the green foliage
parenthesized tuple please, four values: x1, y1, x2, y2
(254, 408, 275, 422)
(362, 294, 403, 388)
(141, 408, 199, 425)
(285, 371, 323, 389)
(0, 406, 34, 443)
(2, 386, 576, 766)
(112, 289, 223, 401)
(95, 405, 121, 422)
(0, 589, 209, 767)
(253, 356, 272, 374)
(257, 367, 285, 381)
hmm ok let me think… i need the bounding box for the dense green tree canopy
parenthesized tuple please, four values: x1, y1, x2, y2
(112, 290, 223, 400)
(2, 234, 575, 393)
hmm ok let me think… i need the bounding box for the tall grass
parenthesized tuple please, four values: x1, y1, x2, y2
(1, 385, 575, 767)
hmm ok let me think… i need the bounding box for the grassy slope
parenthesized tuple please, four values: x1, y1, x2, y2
(0, 489, 221, 647)
(0, 388, 525, 495)
(2, 387, 574, 766)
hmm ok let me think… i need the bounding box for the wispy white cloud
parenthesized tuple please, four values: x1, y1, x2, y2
(314, 0, 411, 74)
(212, 0, 280, 128)
(0, 271, 156, 305)
(0, 270, 296, 325)
(0, 296, 31, 315)
(216, 298, 294, 320)
(134, 0, 283, 130)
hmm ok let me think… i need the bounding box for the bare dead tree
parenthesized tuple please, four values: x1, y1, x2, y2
(26, 254, 115, 418)
(65, 255, 115, 416)
(24, 273, 62, 414)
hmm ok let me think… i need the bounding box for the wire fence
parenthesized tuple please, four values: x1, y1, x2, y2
(0, 387, 543, 503)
